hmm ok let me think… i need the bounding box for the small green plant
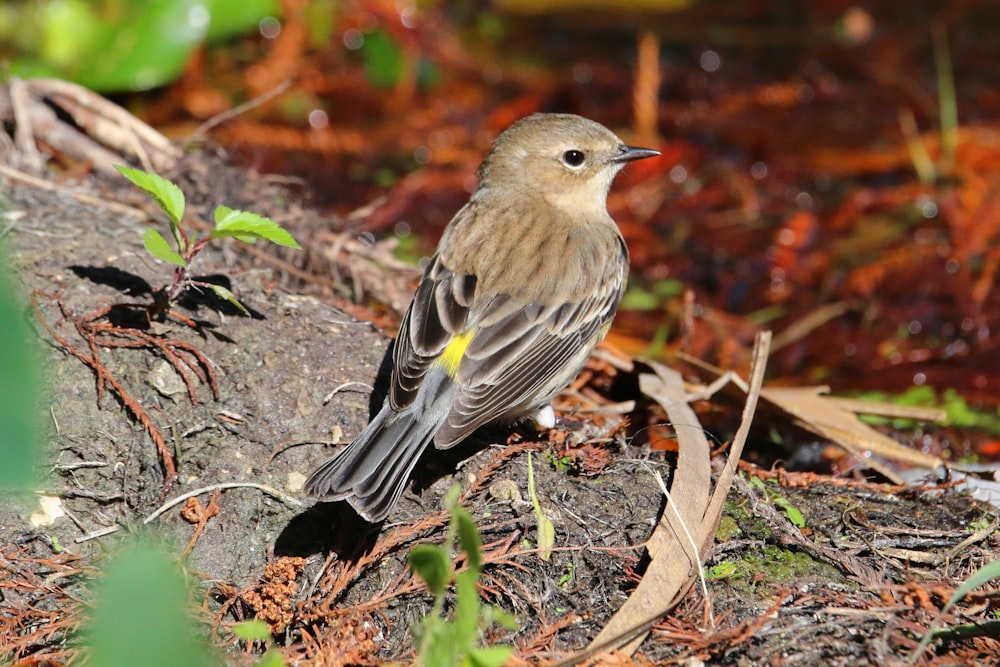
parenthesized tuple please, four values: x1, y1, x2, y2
(909, 558, 1000, 663)
(748, 476, 806, 528)
(232, 619, 287, 667)
(408, 488, 516, 667)
(556, 563, 575, 589)
(545, 450, 574, 472)
(706, 561, 738, 581)
(526, 452, 555, 561)
(116, 166, 300, 320)
(0, 248, 41, 492)
(85, 537, 217, 667)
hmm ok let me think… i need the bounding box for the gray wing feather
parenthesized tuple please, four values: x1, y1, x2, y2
(433, 287, 621, 447)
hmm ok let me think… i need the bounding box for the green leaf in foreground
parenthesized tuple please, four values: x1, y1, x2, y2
(410, 493, 518, 667)
(452, 569, 481, 648)
(87, 540, 215, 667)
(232, 619, 272, 642)
(455, 505, 482, 572)
(0, 254, 41, 491)
(211, 206, 301, 248)
(466, 645, 513, 667)
(409, 544, 450, 597)
(143, 228, 187, 267)
(115, 166, 185, 225)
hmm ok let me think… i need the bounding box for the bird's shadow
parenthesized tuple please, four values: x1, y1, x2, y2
(275, 432, 501, 560)
(274, 501, 384, 558)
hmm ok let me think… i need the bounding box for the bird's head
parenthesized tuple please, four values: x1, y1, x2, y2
(476, 113, 659, 213)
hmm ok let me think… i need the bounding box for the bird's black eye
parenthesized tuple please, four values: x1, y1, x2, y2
(562, 149, 586, 168)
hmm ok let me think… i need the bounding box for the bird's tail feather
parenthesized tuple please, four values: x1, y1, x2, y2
(304, 405, 438, 522)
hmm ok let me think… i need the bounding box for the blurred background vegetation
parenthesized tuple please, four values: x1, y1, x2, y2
(4, 0, 1000, 459)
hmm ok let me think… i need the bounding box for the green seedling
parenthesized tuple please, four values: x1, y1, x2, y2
(748, 476, 806, 528)
(408, 488, 517, 667)
(232, 619, 287, 667)
(116, 166, 300, 320)
(527, 452, 555, 561)
(910, 558, 1000, 663)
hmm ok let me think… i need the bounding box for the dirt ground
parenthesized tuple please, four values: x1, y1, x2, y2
(3, 151, 1000, 666)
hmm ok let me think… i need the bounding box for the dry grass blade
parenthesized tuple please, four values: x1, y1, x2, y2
(567, 332, 771, 662)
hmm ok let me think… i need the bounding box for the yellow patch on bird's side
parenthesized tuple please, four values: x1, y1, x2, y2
(437, 330, 476, 377)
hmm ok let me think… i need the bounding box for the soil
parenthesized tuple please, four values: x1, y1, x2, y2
(2, 151, 1000, 666)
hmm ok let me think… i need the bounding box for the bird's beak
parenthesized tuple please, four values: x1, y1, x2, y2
(612, 145, 660, 163)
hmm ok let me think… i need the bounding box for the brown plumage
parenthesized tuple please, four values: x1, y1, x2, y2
(305, 113, 659, 522)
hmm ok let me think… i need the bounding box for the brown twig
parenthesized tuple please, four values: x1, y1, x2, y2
(181, 490, 222, 558)
(32, 292, 221, 492)
(33, 291, 179, 489)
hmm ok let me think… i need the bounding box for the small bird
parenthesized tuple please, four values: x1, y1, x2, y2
(305, 113, 659, 522)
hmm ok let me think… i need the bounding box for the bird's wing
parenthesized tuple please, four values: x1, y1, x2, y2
(391, 200, 626, 446)
(390, 253, 476, 409)
(434, 271, 624, 447)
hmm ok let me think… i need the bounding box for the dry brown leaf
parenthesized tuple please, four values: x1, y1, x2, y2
(760, 386, 944, 474)
(680, 352, 946, 476)
(566, 332, 771, 662)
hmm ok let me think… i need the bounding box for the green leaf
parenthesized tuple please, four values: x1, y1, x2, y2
(453, 569, 481, 648)
(212, 207, 301, 248)
(773, 496, 806, 528)
(204, 283, 250, 316)
(619, 285, 660, 311)
(117, 166, 185, 225)
(443, 484, 462, 510)
(255, 650, 287, 667)
(421, 623, 458, 667)
(232, 619, 272, 642)
(143, 228, 187, 267)
(7, 0, 222, 92)
(86, 539, 216, 667)
(454, 506, 482, 572)
(465, 645, 513, 667)
(39, 0, 104, 67)
(74, 0, 208, 92)
(911, 558, 1000, 662)
(536, 515, 555, 560)
(205, 0, 279, 41)
(212, 205, 256, 243)
(0, 253, 41, 491)
(360, 28, 403, 88)
(6, 58, 64, 80)
(707, 561, 738, 580)
(409, 544, 449, 597)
